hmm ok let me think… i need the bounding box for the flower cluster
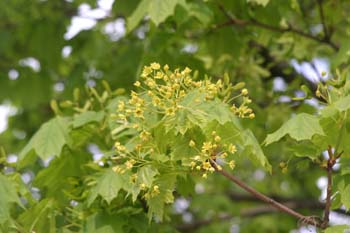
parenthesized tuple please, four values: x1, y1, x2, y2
(188, 130, 238, 178)
(109, 63, 255, 184)
(115, 63, 253, 125)
(230, 89, 255, 119)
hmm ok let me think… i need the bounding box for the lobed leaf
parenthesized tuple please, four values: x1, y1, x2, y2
(18, 117, 71, 165)
(88, 169, 128, 205)
(264, 113, 325, 145)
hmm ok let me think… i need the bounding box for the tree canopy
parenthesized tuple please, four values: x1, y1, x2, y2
(1, 0, 350, 232)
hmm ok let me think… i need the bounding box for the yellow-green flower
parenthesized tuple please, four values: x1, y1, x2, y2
(201, 141, 213, 153)
(150, 62, 160, 70)
(229, 160, 236, 170)
(134, 81, 141, 87)
(228, 144, 237, 154)
(241, 88, 248, 95)
(189, 140, 196, 147)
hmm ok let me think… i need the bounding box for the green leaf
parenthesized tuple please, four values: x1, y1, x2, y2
(0, 174, 22, 224)
(242, 129, 272, 173)
(18, 199, 57, 233)
(198, 100, 235, 125)
(203, 121, 271, 172)
(338, 175, 350, 209)
(33, 150, 90, 200)
(127, 0, 187, 31)
(247, 0, 270, 7)
(147, 175, 176, 221)
(84, 212, 126, 233)
(164, 91, 208, 134)
(325, 225, 350, 233)
(18, 117, 71, 163)
(203, 120, 242, 144)
(138, 166, 158, 187)
(127, 166, 158, 202)
(88, 169, 127, 205)
(184, 2, 214, 26)
(289, 142, 321, 159)
(171, 128, 205, 161)
(265, 113, 325, 145)
(149, 0, 186, 26)
(176, 175, 195, 196)
(72, 111, 104, 128)
(321, 96, 350, 117)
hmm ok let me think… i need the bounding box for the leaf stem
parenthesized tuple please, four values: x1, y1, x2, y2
(209, 159, 324, 228)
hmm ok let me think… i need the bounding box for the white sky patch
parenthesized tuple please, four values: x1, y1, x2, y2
(273, 77, 287, 92)
(277, 95, 291, 103)
(62, 46, 72, 58)
(98, 0, 114, 11)
(304, 98, 321, 108)
(182, 44, 198, 54)
(64, 0, 115, 40)
(173, 198, 190, 214)
(103, 18, 126, 41)
(19, 57, 41, 72)
(291, 58, 329, 83)
(64, 17, 97, 40)
(54, 82, 65, 92)
(88, 144, 104, 161)
(329, 211, 350, 225)
(8, 69, 19, 80)
(317, 176, 328, 201)
(0, 104, 17, 133)
(78, 3, 109, 19)
(7, 154, 18, 163)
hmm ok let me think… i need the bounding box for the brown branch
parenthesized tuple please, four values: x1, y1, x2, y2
(316, 0, 329, 39)
(176, 200, 350, 232)
(209, 159, 324, 228)
(176, 213, 231, 232)
(215, 2, 339, 51)
(227, 192, 350, 216)
(322, 146, 336, 228)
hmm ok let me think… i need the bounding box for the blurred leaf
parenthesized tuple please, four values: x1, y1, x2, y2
(18, 117, 71, 164)
(265, 113, 325, 145)
(73, 111, 105, 128)
(127, 0, 187, 31)
(247, 0, 270, 7)
(0, 175, 22, 224)
(88, 169, 128, 205)
(325, 225, 350, 233)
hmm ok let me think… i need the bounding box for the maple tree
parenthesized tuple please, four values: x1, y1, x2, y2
(1, 0, 350, 232)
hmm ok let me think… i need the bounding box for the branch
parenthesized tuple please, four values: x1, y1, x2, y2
(227, 192, 350, 216)
(316, 0, 329, 39)
(176, 200, 350, 232)
(176, 213, 231, 232)
(322, 146, 336, 227)
(248, 41, 318, 92)
(209, 159, 324, 228)
(215, 2, 339, 51)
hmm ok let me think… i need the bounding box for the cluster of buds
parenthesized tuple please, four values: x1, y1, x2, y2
(230, 89, 255, 119)
(189, 131, 238, 178)
(143, 185, 161, 200)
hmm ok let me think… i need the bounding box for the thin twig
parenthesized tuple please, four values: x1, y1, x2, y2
(209, 159, 324, 228)
(316, 0, 329, 39)
(215, 2, 339, 51)
(322, 146, 335, 228)
(227, 192, 349, 216)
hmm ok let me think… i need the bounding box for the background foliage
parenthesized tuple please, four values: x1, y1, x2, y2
(1, 0, 350, 232)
